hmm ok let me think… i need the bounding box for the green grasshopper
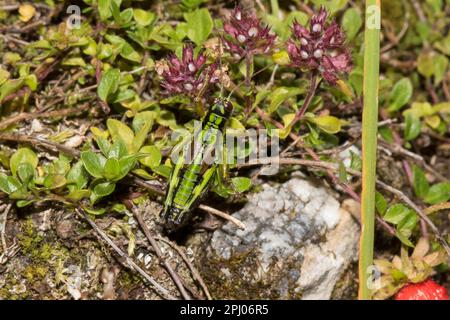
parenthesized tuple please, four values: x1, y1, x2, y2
(161, 97, 233, 231)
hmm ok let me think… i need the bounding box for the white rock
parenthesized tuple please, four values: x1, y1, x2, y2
(207, 176, 359, 299)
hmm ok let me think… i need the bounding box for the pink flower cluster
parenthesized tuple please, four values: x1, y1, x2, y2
(287, 7, 351, 84)
(160, 45, 218, 97)
(222, 6, 276, 60)
(160, 7, 352, 97)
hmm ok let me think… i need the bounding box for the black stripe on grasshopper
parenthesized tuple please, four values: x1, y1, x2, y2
(161, 98, 233, 232)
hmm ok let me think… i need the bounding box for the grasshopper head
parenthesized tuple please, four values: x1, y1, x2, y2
(212, 98, 233, 118)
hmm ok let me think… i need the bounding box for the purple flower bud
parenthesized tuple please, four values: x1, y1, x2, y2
(287, 7, 352, 84)
(223, 6, 276, 59)
(160, 45, 218, 97)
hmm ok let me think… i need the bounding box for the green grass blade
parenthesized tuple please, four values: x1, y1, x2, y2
(359, 0, 381, 300)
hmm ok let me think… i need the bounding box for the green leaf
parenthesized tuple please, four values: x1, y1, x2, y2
(105, 34, 142, 63)
(44, 174, 67, 189)
(311, 0, 349, 14)
(83, 206, 107, 215)
(432, 54, 448, 85)
(0, 68, 10, 86)
(17, 200, 34, 208)
(17, 163, 34, 184)
(62, 57, 86, 67)
(342, 8, 362, 40)
(405, 102, 434, 118)
(111, 203, 127, 213)
(181, 0, 207, 10)
(117, 154, 138, 179)
(384, 204, 412, 224)
(397, 211, 418, 233)
(272, 50, 290, 65)
(107, 119, 135, 152)
(417, 51, 449, 85)
(133, 9, 155, 27)
(97, 68, 120, 102)
(375, 191, 387, 215)
(98, 0, 112, 21)
(379, 126, 394, 143)
(404, 113, 421, 141)
(119, 8, 133, 26)
(67, 189, 90, 201)
(184, 8, 213, 46)
(66, 161, 89, 190)
(266, 11, 308, 40)
(132, 111, 155, 134)
(412, 165, 430, 199)
(132, 119, 153, 153)
(81, 151, 106, 178)
(110, 0, 121, 24)
(0, 173, 21, 194)
(231, 177, 252, 193)
(91, 182, 116, 204)
(338, 161, 348, 182)
(0, 174, 10, 194)
(268, 87, 304, 114)
(103, 158, 121, 180)
(10, 148, 38, 177)
(424, 183, 450, 205)
(228, 117, 246, 130)
(395, 230, 415, 247)
(350, 151, 362, 171)
(24, 74, 37, 91)
(388, 78, 413, 112)
(108, 140, 128, 159)
(139, 146, 162, 168)
(279, 113, 295, 139)
(132, 168, 154, 180)
(155, 109, 178, 130)
(9, 183, 29, 199)
(151, 165, 171, 178)
(310, 115, 342, 134)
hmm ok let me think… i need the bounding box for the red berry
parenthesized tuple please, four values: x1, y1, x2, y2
(395, 279, 449, 300)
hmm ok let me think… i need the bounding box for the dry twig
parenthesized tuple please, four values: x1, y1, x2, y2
(75, 208, 177, 300)
(156, 236, 212, 300)
(132, 207, 192, 300)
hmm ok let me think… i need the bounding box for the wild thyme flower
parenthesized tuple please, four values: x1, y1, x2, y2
(287, 7, 351, 84)
(159, 45, 218, 97)
(223, 6, 276, 60)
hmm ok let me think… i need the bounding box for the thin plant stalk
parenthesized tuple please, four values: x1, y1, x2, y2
(291, 72, 318, 127)
(244, 54, 253, 117)
(359, 0, 381, 300)
(271, 0, 280, 19)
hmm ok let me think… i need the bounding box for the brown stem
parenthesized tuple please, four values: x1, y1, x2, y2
(75, 208, 177, 300)
(156, 236, 212, 300)
(0, 103, 90, 131)
(244, 54, 254, 117)
(133, 207, 192, 300)
(291, 72, 319, 127)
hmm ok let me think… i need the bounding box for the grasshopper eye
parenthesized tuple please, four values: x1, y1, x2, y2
(223, 100, 233, 115)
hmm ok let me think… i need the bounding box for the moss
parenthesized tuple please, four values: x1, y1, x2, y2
(331, 262, 358, 299)
(118, 269, 141, 289)
(7, 217, 73, 299)
(199, 249, 281, 299)
(18, 218, 69, 262)
(24, 265, 48, 282)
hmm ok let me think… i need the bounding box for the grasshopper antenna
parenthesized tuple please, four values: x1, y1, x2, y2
(226, 63, 275, 100)
(218, 36, 225, 98)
